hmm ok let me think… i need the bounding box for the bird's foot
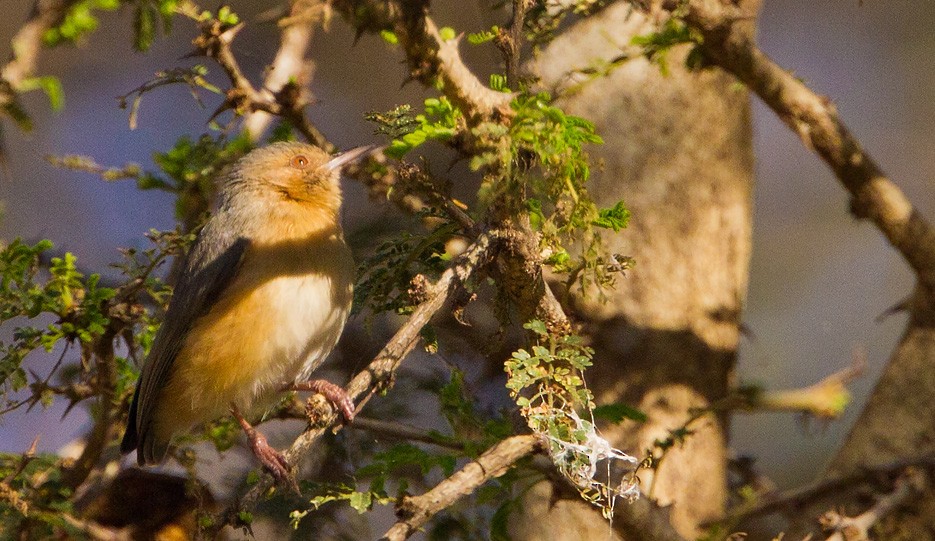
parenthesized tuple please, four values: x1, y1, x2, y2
(291, 380, 355, 422)
(248, 430, 296, 489)
(232, 405, 298, 492)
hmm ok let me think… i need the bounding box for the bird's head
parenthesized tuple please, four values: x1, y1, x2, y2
(224, 142, 374, 215)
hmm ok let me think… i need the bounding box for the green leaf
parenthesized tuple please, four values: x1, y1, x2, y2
(19, 76, 65, 111)
(523, 320, 548, 336)
(420, 324, 438, 353)
(348, 491, 372, 513)
(526, 199, 544, 230)
(489, 74, 509, 92)
(439, 26, 456, 41)
(592, 200, 630, 232)
(2, 100, 34, 131)
(380, 29, 399, 44)
(217, 5, 239, 26)
(468, 26, 499, 45)
(134, 5, 155, 52)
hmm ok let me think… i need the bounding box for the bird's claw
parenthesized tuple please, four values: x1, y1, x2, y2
(248, 429, 298, 492)
(293, 379, 355, 423)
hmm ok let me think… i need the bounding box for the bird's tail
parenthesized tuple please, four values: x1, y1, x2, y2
(120, 385, 141, 455)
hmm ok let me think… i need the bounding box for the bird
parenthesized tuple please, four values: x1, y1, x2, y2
(121, 141, 371, 481)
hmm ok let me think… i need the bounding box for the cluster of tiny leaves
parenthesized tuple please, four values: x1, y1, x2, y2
(42, 0, 121, 47)
(473, 91, 630, 295)
(506, 321, 637, 514)
(4, 0, 181, 132)
(366, 97, 462, 159)
(353, 219, 456, 317)
(0, 234, 189, 536)
(42, 0, 178, 51)
(0, 452, 79, 539)
(0, 240, 113, 399)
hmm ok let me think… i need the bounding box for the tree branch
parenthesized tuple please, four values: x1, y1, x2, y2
(243, 0, 334, 148)
(380, 435, 541, 541)
(332, 0, 512, 122)
(673, 0, 935, 289)
(192, 11, 330, 149)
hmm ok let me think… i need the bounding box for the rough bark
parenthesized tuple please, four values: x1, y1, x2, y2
(508, 1, 759, 538)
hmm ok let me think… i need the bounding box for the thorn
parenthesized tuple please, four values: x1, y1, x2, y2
(60, 398, 81, 420)
(207, 99, 234, 123)
(26, 435, 39, 456)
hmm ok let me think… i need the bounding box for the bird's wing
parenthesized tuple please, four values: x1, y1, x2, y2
(122, 216, 249, 464)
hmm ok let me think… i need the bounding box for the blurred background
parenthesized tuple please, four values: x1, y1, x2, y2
(0, 0, 932, 495)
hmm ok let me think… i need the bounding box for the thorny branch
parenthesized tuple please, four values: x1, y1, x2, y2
(241, 0, 329, 145)
(497, 0, 530, 89)
(380, 435, 542, 541)
(721, 453, 935, 524)
(332, 0, 512, 123)
(191, 9, 331, 149)
(671, 0, 935, 290)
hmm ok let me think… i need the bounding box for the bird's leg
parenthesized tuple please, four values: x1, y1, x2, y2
(288, 380, 355, 422)
(230, 404, 296, 489)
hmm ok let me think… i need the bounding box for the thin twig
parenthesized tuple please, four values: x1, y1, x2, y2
(347, 417, 467, 451)
(380, 435, 541, 541)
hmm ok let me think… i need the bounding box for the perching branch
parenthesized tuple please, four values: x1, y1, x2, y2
(380, 435, 542, 541)
(672, 0, 935, 289)
(213, 231, 498, 534)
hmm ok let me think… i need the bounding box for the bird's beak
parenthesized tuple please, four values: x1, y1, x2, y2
(325, 145, 381, 171)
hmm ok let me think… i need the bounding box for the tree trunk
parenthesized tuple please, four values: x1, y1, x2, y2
(509, 1, 759, 538)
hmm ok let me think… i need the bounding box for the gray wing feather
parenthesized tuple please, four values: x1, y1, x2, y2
(122, 216, 249, 464)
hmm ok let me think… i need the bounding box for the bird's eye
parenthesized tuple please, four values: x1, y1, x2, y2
(290, 155, 309, 169)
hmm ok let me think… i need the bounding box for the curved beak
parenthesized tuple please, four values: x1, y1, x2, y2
(325, 145, 381, 171)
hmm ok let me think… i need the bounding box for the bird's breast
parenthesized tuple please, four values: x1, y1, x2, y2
(156, 234, 354, 433)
